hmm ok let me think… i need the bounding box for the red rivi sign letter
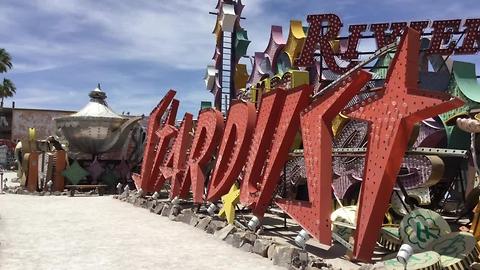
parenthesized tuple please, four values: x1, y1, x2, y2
(207, 101, 256, 201)
(178, 109, 224, 203)
(295, 14, 363, 74)
(456, 19, 480, 54)
(370, 22, 407, 49)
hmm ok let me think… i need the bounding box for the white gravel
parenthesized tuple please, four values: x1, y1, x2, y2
(0, 194, 282, 270)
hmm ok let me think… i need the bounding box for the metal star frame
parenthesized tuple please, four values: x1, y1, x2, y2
(343, 28, 463, 261)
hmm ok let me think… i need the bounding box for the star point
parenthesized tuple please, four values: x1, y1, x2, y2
(218, 183, 240, 224)
(343, 27, 463, 262)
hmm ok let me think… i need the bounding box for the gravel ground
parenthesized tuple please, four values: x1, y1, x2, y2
(0, 194, 282, 270)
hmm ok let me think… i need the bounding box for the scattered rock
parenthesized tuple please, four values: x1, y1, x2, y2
(174, 213, 184, 222)
(214, 224, 236, 240)
(127, 195, 137, 204)
(196, 213, 208, 220)
(253, 238, 273, 257)
(161, 204, 172, 217)
(358, 263, 384, 270)
(152, 203, 165, 215)
(267, 243, 276, 260)
(133, 197, 146, 207)
(225, 234, 234, 245)
(181, 208, 193, 215)
(189, 215, 199, 226)
(240, 242, 253, 252)
(176, 209, 195, 224)
(205, 220, 226, 234)
(231, 232, 247, 248)
(53, 191, 61, 196)
(147, 200, 157, 211)
(112, 195, 119, 199)
(195, 216, 212, 230)
(168, 205, 181, 220)
(242, 232, 257, 245)
(307, 257, 331, 270)
(118, 191, 128, 200)
(291, 249, 309, 269)
(272, 244, 307, 268)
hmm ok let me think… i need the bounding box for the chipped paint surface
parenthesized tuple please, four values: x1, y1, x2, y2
(12, 109, 74, 141)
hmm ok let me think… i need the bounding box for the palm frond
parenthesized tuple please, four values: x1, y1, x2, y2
(0, 78, 16, 97)
(0, 49, 13, 73)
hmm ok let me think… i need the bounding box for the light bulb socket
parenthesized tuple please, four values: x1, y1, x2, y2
(397, 244, 413, 265)
(207, 203, 218, 216)
(247, 216, 261, 231)
(171, 196, 181, 205)
(295, 229, 310, 249)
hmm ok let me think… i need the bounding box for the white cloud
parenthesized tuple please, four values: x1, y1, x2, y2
(0, 1, 215, 71)
(2, 0, 479, 117)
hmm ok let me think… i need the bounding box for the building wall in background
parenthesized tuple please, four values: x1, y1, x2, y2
(11, 108, 74, 142)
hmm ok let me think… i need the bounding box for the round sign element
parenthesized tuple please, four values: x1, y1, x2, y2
(330, 206, 357, 242)
(427, 232, 480, 270)
(399, 208, 451, 252)
(382, 251, 441, 270)
(379, 226, 402, 252)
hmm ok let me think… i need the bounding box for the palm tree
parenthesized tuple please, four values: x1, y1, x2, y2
(0, 49, 12, 73)
(0, 78, 15, 107)
(0, 49, 15, 107)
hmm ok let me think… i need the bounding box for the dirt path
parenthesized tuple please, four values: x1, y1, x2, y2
(0, 194, 281, 270)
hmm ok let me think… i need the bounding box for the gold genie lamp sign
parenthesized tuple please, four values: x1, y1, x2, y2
(54, 84, 141, 155)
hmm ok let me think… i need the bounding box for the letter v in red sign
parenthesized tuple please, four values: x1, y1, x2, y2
(241, 85, 312, 221)
(276, 70, 371, 246)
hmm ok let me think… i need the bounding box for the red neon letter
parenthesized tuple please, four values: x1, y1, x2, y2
(148, 99, 180, 192)
(409, 21, 429, 35)
(295, 14, 356, 74)
(240, 86, 312, 219)
(456, 19, 480, 54)
(342, 24, 368, 60)
(427, 19, 461, 55)
(240, 90, 287, 207)
(276, 70, 372, 246)
(370, 22, 407, 49)
(177, 109, 224, 203)
(154, 113, 193, 195)
(207, 101, 256, 201)
(132, 90, 176, 192)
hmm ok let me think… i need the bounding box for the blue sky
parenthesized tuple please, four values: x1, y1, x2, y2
(1, 0, 479, 117)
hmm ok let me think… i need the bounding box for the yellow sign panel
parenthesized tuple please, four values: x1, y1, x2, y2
(283, 20, 306, 66)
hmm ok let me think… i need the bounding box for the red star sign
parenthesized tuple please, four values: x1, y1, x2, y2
(343, 28, 464, 262)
